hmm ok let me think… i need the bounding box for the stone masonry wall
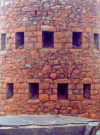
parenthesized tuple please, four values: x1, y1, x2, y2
(0, 0, 100, 119)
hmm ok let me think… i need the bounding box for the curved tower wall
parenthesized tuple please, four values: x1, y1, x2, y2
(0, 0, 100, 118)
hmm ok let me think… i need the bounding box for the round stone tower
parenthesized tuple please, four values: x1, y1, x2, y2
(0, 0, 100, 119)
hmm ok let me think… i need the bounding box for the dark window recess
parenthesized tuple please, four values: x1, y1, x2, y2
(42, 31, 54, 48)
(73, 32, 82, 48)
(6, 83, 13, 99)
(83, 84, 91, 99)
(35, 11, 37, 15)
(57, 83, 68, 100)
(94, 33, 99, 49)
(16, 32, 24, 48)
(1, 33, 6, 50)
(29, 83, 39, 99)
(46, 12, 48, 16)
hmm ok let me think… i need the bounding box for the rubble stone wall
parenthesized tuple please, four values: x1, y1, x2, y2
(0, 0, 100, 119)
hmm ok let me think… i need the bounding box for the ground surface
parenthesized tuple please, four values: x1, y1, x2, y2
(0, 115, 98, 135)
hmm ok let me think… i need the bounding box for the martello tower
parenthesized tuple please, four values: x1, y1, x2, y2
(0, 0, 100, 119)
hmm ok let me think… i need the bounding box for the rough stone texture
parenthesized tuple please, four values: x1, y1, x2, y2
(0, 0, 100, 119)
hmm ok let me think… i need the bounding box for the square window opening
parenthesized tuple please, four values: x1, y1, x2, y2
(29, 83, 39, 99)
(42, 31, 54, 48)
(57, 83, 68, 100)
(94, 33, 99, 49)
(83, 84, 91, 99)
(72, 32, 82, 48)
(1, 33, 6, 50)
(6, 83, 13, 99)
(35, 11, 37, 15)
(16, 32, 24, 49)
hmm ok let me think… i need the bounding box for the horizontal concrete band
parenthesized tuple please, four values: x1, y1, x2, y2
(0, 115, 98, 135)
